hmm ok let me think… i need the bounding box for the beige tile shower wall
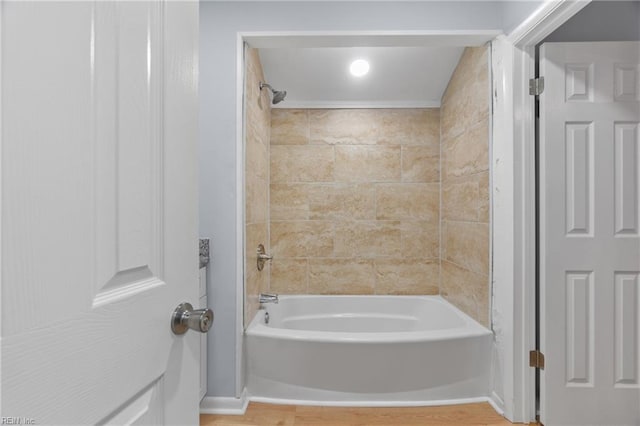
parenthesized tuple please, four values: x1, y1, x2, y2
(440, 46, 490, 327)
(244, 48, 271, 327)
(270, 109, 440, 296)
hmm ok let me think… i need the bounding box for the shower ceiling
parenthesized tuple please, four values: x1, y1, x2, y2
(258, 46, 466, 108)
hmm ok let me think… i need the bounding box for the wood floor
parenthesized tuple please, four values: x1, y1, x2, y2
(200, 402, 518, 426)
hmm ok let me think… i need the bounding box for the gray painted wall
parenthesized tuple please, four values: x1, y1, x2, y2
(544, 1, 640, 42)
(200, 1, 543, 399)
(502, 1, 546, 34)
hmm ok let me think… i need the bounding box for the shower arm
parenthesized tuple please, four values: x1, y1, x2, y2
(259, 82, 274, 93)
(258, 81, 287, 105)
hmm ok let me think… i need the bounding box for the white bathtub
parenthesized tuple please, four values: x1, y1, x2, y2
(245, 295, 492, 406)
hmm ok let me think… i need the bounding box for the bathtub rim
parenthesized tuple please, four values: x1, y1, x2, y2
(247, 395, 504, 415)
(245, 295, 492, 343)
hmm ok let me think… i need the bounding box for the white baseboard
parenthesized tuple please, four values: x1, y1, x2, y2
(488, 391, 505, 416)
(200, 388, 504, 417)
(200, 388, 249, 415)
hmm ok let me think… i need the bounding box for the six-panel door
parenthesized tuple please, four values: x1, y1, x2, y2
(540, 41, 640, 425)
(1, 2, 199, 424)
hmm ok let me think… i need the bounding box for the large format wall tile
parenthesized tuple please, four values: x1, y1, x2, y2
(245, 124, 269, 225)
(441, 171, 491, 223)
(308, 183, 376, 221)
(402, 145, 440, 183)
(270, 108, 443, 296)
(263, 49, 490, 319)
(308, 259, 375, 294)
(244, 48, 270, 327)
(443, 120, 489, 180)
(271, 109, 309, 145)
(441, 47, 489, 143)
(309, 109, 380, 145)
(442, 175, 481, 222)
(334, 221, 402, 257)
(442, 221, 489, 276)
(374, 259, 439, 295)
(271, 221, 334, 257)
(270, 258, 308, 294)
(478, 171, 490, 223)
(271, 145, 335, 183)
(400, 220, 439, 259)
(334, 145, 401, 182)
(270, 183, 309, 221)
(245, 222, 268, 326)
(376, 183, 439, 221)
(375, 109, 440, 146)
(441, 260, 489, 327)
(440, 46, 490, 326)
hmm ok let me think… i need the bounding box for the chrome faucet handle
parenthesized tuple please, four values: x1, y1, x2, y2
(256, 244, 273, 271)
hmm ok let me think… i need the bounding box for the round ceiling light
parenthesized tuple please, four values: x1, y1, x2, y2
(349, 59, 370, 77)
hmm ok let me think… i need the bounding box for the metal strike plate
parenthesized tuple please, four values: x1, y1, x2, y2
(199, 238, 210, 269)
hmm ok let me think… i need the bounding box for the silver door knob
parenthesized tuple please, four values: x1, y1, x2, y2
(171, 302, 214, 335)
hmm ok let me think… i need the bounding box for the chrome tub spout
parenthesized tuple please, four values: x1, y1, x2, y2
(259, 293, 278, 304)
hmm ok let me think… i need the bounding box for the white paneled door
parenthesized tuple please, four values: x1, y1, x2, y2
(1, 2, 199, 424)
(540, 42, 640, 425)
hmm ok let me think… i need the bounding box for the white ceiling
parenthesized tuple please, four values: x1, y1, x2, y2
(258, 46, 466, 109)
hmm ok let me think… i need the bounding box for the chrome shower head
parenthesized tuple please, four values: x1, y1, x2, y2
(259, 82, 287, 105)
(271, 89, 287, 104)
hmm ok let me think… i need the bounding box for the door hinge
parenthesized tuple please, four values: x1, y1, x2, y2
(529, 77, 544, 96)
(529, 350, 545, 369)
